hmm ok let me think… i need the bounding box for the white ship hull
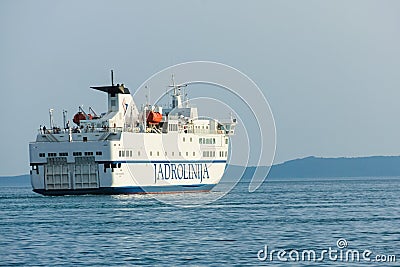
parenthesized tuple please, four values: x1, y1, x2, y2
(30, 132, 228, 196)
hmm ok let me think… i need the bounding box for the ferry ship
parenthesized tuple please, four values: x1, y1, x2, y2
(29, 72, 236, 195)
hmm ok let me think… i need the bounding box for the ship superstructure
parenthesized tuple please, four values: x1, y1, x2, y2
(29, 73, 236, 195)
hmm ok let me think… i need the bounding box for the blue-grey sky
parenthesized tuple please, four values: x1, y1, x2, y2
(1, 0, 399, 176)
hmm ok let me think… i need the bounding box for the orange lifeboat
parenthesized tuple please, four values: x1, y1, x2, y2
(73, 112, 93, 125)
(146, 111, 162, 124)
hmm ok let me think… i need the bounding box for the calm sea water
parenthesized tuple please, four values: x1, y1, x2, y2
(0, 177, 399, 266)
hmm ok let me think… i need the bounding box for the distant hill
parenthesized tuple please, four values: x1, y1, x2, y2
(223, 156, 400, 181)
(1, 156, 400, 187)
(267, 156, 400, 178)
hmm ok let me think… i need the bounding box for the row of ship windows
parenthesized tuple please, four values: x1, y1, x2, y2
(118, 150, 228, 158)
(168, 124, 178, 131)
(199, 138, 216, 144)
(119, 150, 196, 157)
(194, 125, 209, 129)
(203, 151, 228, 157)
(169, 125, 210, 131)
(180, 137, 228, 145)
(40, 150, 227, 158)
(39, 152, 103, 157)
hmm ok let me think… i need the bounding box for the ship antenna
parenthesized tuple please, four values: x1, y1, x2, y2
(62, 110, 67, 130)
(172, 74, 177, 95)
(49, 109, 54, 129)
(168, 75, 187, 108)
(145, 85, 150, 105)
(111, 70, 114, 86)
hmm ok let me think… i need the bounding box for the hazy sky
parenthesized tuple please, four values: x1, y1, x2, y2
(1, 0, 400, 176)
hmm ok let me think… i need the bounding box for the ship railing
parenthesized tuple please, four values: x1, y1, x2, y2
(38, 127, 68, 135)
(78, 126, 124, 133)
(38, 126, 125, 135)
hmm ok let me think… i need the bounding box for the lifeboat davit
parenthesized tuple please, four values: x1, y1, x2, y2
(146, 111, 162, 124)
(73, 112, 92, 125)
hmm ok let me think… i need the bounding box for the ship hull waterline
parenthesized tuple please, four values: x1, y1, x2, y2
(33, 184, 216, 196)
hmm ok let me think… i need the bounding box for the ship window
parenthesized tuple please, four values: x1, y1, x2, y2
(225, 151, 227, 157)
(157, 151, 160, 156)
(83, 137, 88, 142)
(150, 151, 152, 156)
(193, 152, 195, 156)
(186, 152, 188, 156)
(172, 152, 175, 156)
(179, 152, 181, 156)
(39, 153, 45, 157)
(84, 152, 93, 156)
(119, 151, 122, 157)
(199, 138, 202, 144)
(165, 152, 167, 156)
(183, 137, 185, 142)
(59, 152, 68, 156)
(122, 151, 125, 157)
(126, 150, 129, 157)
(138, 151, 141, 156)
(212, 151, 215, 157)
(48, 153, 57, 157)
(169, 124, 178, 131)
(213, 138, 215, 144)
(130, 151, 132, 157)
(111, 99, 116, 106)
(118, 163, 121, 168)
(190, 137, 192, 142)
(73, 152, 82, 156)
(225, 139, 228, 144)
(96, 151, 102, 156)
